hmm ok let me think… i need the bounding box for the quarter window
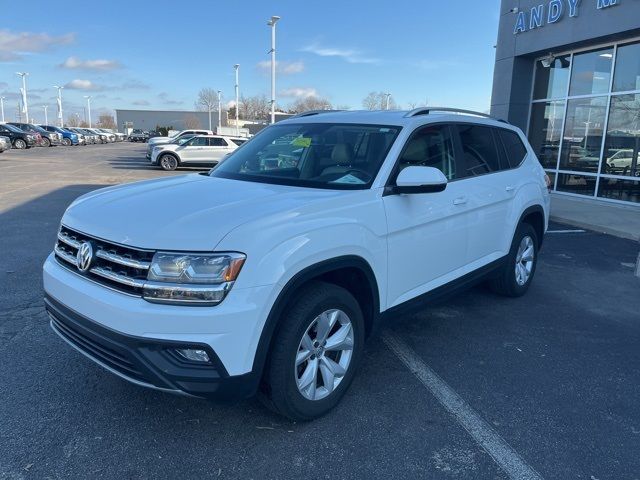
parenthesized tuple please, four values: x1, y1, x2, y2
(498, 130, 528, 168)
(457, 125, 501, 176)
(209, 137, 228, 147)
(189, 137, 208, 147)
(397, 125, 457, 180)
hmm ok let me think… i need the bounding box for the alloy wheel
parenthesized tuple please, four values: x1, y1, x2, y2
(515, 235, 535, 286)
(295, 309, 354, 401)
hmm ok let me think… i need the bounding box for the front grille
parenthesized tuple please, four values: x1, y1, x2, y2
(54, 225, 154, 296)
(49, 312, 145, 382)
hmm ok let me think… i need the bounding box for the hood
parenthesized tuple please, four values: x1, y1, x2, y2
(62, 174, 346, 251)
(148, 136, 172, 145)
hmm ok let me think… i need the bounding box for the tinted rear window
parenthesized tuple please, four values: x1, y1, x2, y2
(498, 130, 528, 168)
(457, 124, 501, 176)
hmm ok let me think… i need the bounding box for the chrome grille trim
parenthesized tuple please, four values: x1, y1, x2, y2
(89, 267, 146, 288)
(58, 231, 81, 249)
(95, 250, 151, 270)
(54, 244, 77, 265)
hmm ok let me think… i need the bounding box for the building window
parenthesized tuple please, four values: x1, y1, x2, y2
(529, 39, 640, 205)
(569, 48, 613, 96)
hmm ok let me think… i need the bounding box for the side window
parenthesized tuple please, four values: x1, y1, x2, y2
(189, 137, 208, 147)
(498, 129, 528, 169)
(397, 125, 457, 180)
(457, 125, 501, 177)
(209, 137, 228, 147)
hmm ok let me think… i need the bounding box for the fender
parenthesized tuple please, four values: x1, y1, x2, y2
(249, 255, 380, 390)
(516, 204, 546, 248)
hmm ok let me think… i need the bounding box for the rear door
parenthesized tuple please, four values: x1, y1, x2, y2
(382, 124, 471, 308)
(453, 124, 515, 265)
(204, 137, 233, 163)
(179, 136, 209, 162)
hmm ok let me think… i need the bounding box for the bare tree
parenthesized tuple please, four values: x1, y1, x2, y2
(240, 94, 271, 121)
(195, 87, 219, 129)
(184, 114, 201, 129)
(362, 91, 398, 110)
(66, 115, 80, 127)
(407, 98, 429, 109)
(97, 114, 116, 129)
(289, 96, 333, 113)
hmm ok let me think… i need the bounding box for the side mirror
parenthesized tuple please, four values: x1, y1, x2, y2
(392, 166, 448, 194)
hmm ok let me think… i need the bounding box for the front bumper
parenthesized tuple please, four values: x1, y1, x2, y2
(43, 253, 275, 399)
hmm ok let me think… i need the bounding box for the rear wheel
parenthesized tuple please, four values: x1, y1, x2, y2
(41, 137, 51, 147)
(159, 154, 179, 171)
(490, 223, 538, 297)
(260, 281, 364, 421)
(62, 138, 71, 146)
(13, 139, 26, 149)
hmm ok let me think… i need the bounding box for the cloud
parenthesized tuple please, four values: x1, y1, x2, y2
(60, 56, 122, 71)
(64, 79, 104, 91)
(0, 81, 7, 90)
(280, 87, 318, 99)
(301, 43, 379, 64)
(256, 60, 304, 74)
(158, 92, 183, 105)
(0, 29, 75, 61)
(121, 79, 150, 90)
(132, 99, 150, 106)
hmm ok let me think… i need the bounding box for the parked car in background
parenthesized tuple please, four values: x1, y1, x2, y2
(146, 129, 213, 158)
(68, 128, 97, 144)
(0, 135, 10, 153)
(151, 135, 240, 170)
(0, 123, 37, 149)
(94, 128, 116, 142)
(83, 128, 108, 144)
(39, 125, 79, 146)
(44, 108, 550, 420)
(128, 129, 149, 142)
(9, 122, 61, 147)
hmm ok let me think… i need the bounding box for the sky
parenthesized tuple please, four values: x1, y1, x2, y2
(0, 0, 501, 125)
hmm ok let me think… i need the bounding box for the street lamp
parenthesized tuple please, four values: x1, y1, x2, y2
(0, 96, 5, 122)
(84, 96, 92, 127)
(234, 64, 240, 136)
(267, 15, 280, 124)
(43, 105, 48, 125)
(16, 72, 29, 123)
(54, 85, 64, 127)
(385, 93, 392, 110)
(217, 90, 222, 131)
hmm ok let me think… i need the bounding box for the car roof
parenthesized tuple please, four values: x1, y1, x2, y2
(276, 109, 518, 132)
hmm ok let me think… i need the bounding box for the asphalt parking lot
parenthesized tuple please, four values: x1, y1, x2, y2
(1, 143, 639, 480)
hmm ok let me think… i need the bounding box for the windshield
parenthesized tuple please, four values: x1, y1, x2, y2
(173, 135, 195, 145)
(210, 123, 401, 189)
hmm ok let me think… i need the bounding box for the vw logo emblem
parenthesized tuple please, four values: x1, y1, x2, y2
(76, 241, 94, 273)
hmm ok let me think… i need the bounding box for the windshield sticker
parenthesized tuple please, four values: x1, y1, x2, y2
(292, 137, 312, 148)
(331, 174, 366, 185)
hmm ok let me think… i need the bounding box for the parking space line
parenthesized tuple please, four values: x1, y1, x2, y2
(547, 229, 586, 234)
(382, 332, 544, 480)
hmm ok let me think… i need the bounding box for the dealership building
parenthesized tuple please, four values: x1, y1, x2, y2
(115, 109, 225, 132)
(492, 0, 640, 206)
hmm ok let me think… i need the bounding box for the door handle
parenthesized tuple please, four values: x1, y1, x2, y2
(506, 186, 515, 192)
(453, 197, 468, 206)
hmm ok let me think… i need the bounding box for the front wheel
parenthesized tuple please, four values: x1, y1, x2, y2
(159, 154, 179, 171)
(62, 138, 71, 146)
(13, 139, 26, 149)
(259, 281, 364, 421)
(490, 223, 538, 297)
(41, 137, 51, 147)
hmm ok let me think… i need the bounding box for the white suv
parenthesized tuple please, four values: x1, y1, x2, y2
(146, 129, 214, 158)
(43, 108, 550, 420)
(151, 135, 242, 170)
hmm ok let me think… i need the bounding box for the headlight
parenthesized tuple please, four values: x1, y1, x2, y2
(143, 252, 246, 305)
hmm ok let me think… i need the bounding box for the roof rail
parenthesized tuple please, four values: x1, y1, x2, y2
(404, 107, 495, 119)
(290, 109, 344, 119)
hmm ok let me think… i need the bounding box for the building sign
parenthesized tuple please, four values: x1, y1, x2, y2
(514, 0, 620, 34)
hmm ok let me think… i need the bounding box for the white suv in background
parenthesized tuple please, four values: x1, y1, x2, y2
(146, 129, 214, 158)
(151, 135, 243, 170)
(44, 108, 550, 420)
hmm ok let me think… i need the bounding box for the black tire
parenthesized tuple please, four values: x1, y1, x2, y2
(42, 137, 51, 147)
(62, 138, 71, 146)
(259, 281, 365, 421)
(159, 153, 179, 171)
(490, 223, 538, 297)
(13, 139, 26, 149)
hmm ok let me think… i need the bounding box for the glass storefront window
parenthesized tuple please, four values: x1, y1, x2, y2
(612, 42, 640, 92)
(597, 177, 640, 203)
(559, 97, 607, 173)
(556, 173, 597, 196)
(528, 102, 565, 169)
(602, 94, 640, 177)
(533, 55, 571, 100)
(569, 48, 613, 96)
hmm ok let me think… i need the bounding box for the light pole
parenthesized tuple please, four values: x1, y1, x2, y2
(385, 93, 392, 110)
(267, 15, 280, 124)
(84, 96, 92, 127)
(217, 90, 222, 131)
(234, 64, 240, 136)
(0, 96, 5, 123)
(43, 105, 48, 125)
(54, 85, 64, 127)
(16, 72, 29, 123)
